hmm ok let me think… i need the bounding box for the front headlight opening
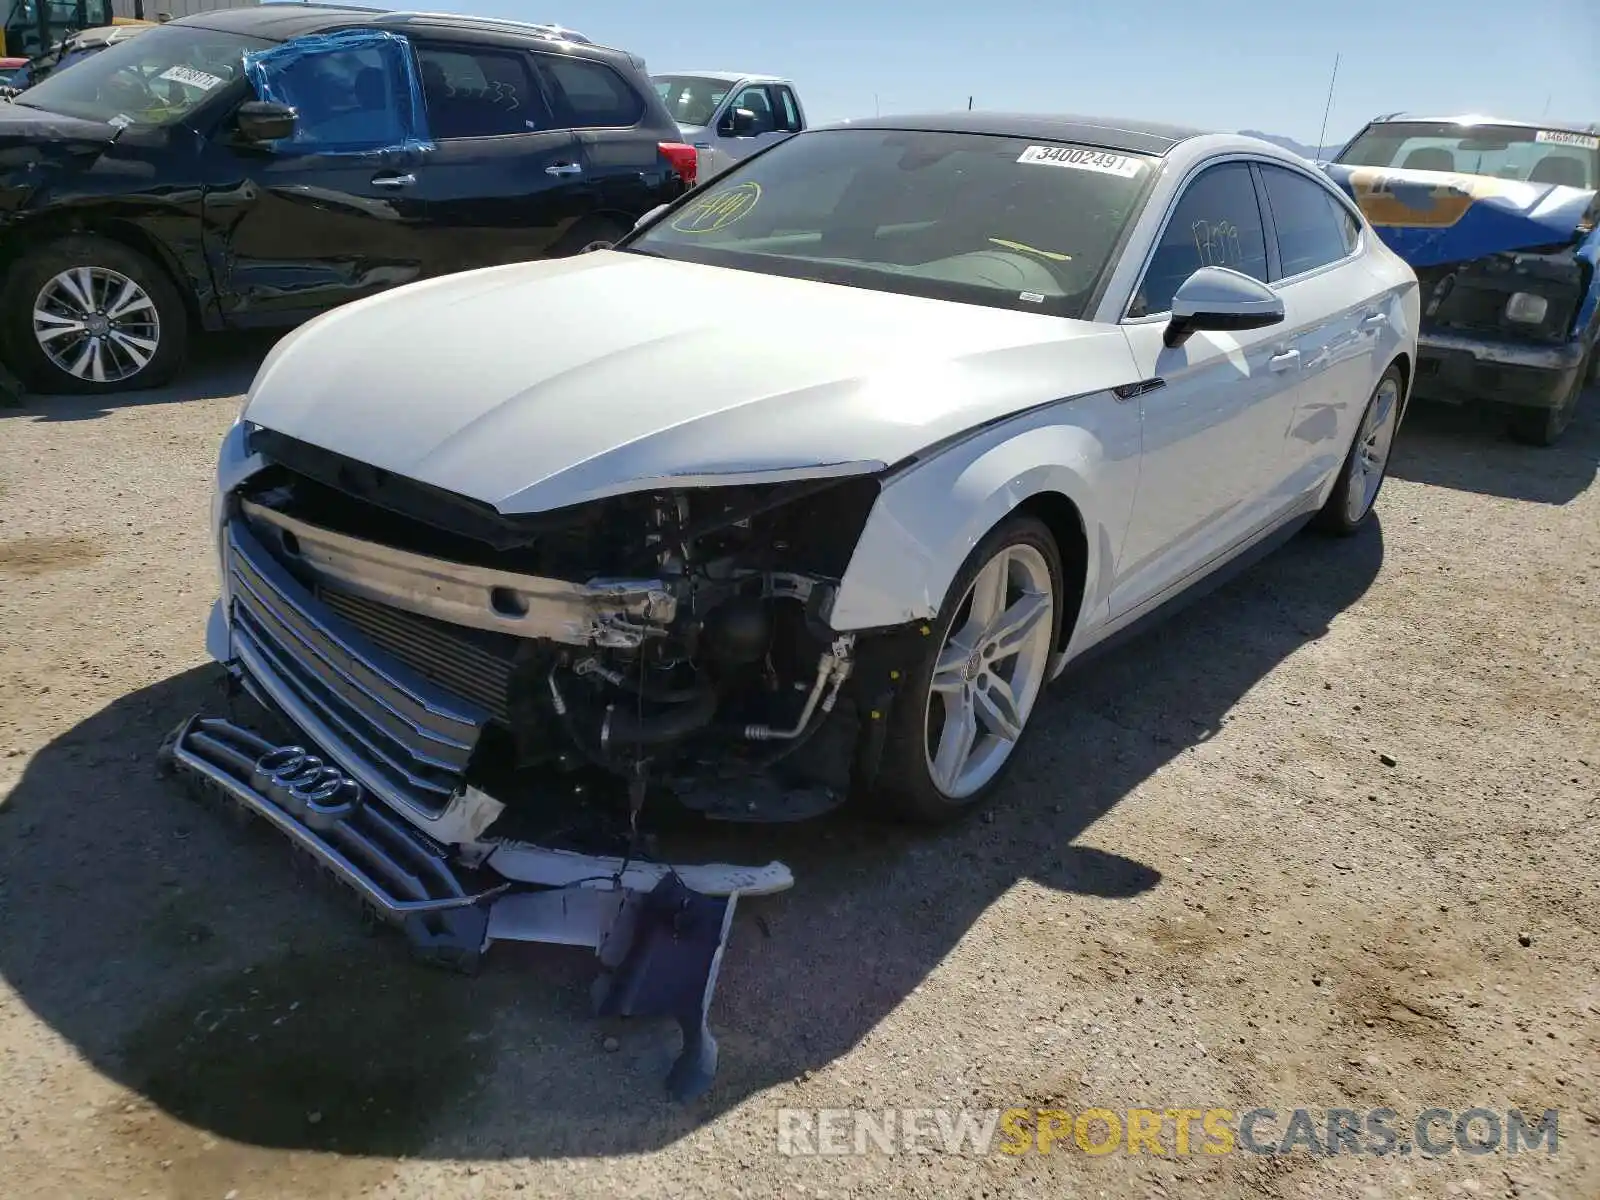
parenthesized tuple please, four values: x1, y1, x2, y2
(1505, 292, 1551, 324)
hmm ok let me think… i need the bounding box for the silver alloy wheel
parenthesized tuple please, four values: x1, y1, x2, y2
(923, 542, 1055, 800)
(1346, 375, 1401, 523)
(32, 266, 161, 385)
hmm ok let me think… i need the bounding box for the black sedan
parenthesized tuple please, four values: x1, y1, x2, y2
(0, 6, 696, 394)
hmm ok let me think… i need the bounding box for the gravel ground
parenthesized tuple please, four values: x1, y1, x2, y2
(1, 338, 1596, 1200)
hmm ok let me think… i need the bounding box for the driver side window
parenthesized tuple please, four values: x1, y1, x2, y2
(726, 84, 777, 135)
(243, 31, 425, 155)
(1130, 163, 1269, 317)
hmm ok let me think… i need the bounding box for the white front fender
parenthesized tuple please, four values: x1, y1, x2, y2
(825, 392, 1142, 647)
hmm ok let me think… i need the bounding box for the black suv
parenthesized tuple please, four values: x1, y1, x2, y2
(0, 5, 696, 394)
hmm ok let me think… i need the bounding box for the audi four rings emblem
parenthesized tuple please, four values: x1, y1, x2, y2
(250, 746, 364, 833)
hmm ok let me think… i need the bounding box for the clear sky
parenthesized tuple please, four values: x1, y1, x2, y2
(419, 0, 1598, 148)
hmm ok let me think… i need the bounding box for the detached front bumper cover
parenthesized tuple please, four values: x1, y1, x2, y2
(158, 712, 777, 1102)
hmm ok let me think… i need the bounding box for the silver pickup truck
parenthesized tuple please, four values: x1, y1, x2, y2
(651, 70, 806, 182)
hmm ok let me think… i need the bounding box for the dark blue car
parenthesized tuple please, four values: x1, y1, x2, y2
(1327, 113, 1599, 445)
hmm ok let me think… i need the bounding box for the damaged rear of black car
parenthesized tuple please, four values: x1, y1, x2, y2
(1327, 114, 1600, 444)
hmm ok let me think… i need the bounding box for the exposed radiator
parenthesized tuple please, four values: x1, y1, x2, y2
(316, 587, 519, 723)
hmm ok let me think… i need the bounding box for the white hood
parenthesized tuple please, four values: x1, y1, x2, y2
(242, 251, 1136, 513)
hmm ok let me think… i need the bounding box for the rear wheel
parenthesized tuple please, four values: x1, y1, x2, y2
(1, 235, 187, 395)
(1505, 347, 1590, 447)
(874, 515, 1062, 824)
(1313, 365, 1403, 536)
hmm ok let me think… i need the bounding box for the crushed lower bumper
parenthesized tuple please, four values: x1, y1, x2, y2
(158, 710, 784, 1101)
(1414, 330, 1586, 410)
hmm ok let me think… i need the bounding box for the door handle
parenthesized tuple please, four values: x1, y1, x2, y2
(1362, 311, 1388, 328)
(545, 162, 583, 177)
(371, 173, 416, 188)
(1269, 349, 1301, 372)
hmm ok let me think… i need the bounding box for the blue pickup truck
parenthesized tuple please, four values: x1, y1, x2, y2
(1326, 113, 1599, 445)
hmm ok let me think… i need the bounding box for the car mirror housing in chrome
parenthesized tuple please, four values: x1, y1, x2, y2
(1164, 266, 1286, 348)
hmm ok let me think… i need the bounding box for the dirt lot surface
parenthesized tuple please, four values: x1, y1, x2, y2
(2, 337, 1597, 1200)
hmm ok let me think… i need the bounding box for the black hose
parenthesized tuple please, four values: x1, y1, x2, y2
(602, 684, 719, 749)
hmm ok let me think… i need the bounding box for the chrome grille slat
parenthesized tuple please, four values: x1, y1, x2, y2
(229, 536, 481, 736)
(224, 522, 489, 817)
(230, 568, 473, 764)
(232, 618, 455, 797)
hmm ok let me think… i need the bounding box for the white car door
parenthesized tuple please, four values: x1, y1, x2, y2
(706, 83, 793, 175)
(1254, 163, 1387, 505)
(1110, 161, 1302, 619)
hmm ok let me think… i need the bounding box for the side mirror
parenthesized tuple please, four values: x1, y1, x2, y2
(236, 100, 297, 143)
(1163, 266, 1285, 348)
(634, 203, 668, 230)
(720, 107, 757, 137)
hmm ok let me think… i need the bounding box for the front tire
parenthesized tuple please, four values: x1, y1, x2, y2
(874, 514, 1062, 824)
(1313, 364, 1404, 536)
(0, 235, 188, 395)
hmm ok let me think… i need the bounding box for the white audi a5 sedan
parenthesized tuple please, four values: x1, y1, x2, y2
(167, 115, 1418, 1055)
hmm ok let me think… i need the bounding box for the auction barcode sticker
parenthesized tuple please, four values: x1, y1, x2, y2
(1536, 129, 1599, 150)
(159, 65, 226, 91)
(1017, 145, 1144, 177)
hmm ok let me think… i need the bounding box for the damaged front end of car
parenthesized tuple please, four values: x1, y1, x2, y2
(159, 422, 924, 1100)
(1322, 160, 1600, 420)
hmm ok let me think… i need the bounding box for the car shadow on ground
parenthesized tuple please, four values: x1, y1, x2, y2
(1387, 386, 1600, 505)
(0, 521, 1385, 1160)
(0, 332, 280, 421)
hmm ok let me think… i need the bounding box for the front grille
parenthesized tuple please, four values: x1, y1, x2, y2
(226, 521, 489, 816)
(317, 587, 518, 723)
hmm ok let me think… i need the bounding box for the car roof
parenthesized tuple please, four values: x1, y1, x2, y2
(1369, 112, 1600, 137)
(171, 3, 612, 51)
(653, 69, 789, 85)
(819, 112, 1212, 157)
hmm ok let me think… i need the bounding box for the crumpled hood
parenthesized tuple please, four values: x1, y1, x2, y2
(242, 251, 1133, 514)
(1323, 162, 1597, 268)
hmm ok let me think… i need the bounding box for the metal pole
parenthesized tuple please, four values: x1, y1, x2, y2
(1315, 52, 1340, 158)
(35, 0, 52, 58)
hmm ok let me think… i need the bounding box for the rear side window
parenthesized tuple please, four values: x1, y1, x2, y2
(1259, 165, 1356, 277)
(1131, 162, 1268, 317)
(415, 45, 548, 138)
(538, 54, 643, 127)
(774, 85, 802, 133)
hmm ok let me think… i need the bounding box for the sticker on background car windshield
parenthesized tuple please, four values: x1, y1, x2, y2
(1535, 129, 1599, 151)
(1016, 145, 1143, 178)
(158, 65, 226, 91)
(670, 181, 762, 233)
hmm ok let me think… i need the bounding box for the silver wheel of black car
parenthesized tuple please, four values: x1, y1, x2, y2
(33, 266, 162, 386)
(1, 235, 188, 396)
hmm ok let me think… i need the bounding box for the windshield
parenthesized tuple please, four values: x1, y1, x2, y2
(14, 24, 269, 127)
(1338, 121, 1599, 190)
(628, 128, 1154, 318)
(652, 74, 730, 127)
